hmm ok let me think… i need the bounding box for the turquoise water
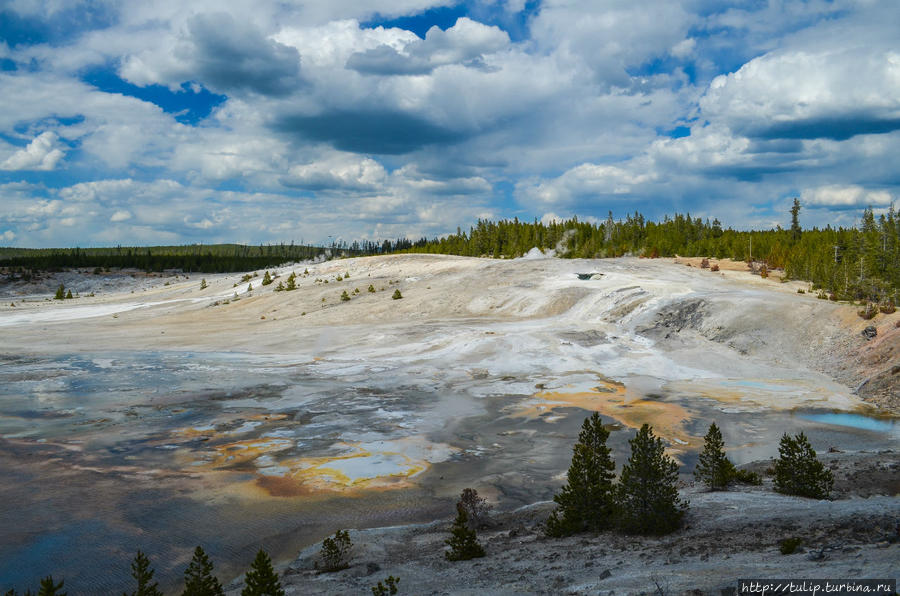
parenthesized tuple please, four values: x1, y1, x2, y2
(797, 411, 897, 433)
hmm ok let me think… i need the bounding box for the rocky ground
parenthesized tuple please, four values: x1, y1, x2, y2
(229, 451, 899, 596)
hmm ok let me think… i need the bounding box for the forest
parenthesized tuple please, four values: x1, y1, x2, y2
(1, 204, 897, 304)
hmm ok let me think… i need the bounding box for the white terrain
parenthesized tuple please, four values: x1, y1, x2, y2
(0, 254, 897, 595)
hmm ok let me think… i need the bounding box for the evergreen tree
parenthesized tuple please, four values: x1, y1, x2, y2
(285, 273, 297, 291)
(546, 412, 616, 536)
(54, 284, 65, 300)
(340, 290, 350, 301)
(392, 289, 402, 300)
(371, 576, 400, 596)
(694, 422, 735, 490)
(65, 290, 73, 299)
(445, 503, 485, 561)
(790, 198, 802, 244)
(261, 271, 273, 286)
(315, 530, 352, 572)
(617, 424, 686, 535)
(37, 577, 65, 596)
(773, 432, 833, 499)
(241, 549, 284, 596)
(182, 546, 224, 596)
(200, 279, 208, 290)
(124, 550, 162, 596)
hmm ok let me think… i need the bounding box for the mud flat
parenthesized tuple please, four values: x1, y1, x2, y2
(0, 255, 896, 593)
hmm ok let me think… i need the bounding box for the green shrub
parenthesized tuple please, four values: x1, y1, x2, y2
(368, 285, 375, 293)
(779, 537, 803, 554)
(732, 468, 762, 485)
(392, 289, 402, 300)
(315, 530, 352, 573)
(54, 284, 65, 300)
(371, 576, 400, 596)
(340, 290, 350, 302)
(200, 279, 208, 290)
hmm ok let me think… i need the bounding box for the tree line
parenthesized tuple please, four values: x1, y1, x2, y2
(394, 204, 899, 304)
(3, 204, 897, 302)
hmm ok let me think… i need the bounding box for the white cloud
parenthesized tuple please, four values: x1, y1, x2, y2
(280, 155, 387, 191)
(110, 210, 132, 222)
(801, 185, 894, 209)
(0, 132, 65, 171)
(1, 230, 16, 242)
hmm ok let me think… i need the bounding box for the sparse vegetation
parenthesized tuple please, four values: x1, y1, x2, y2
(200, 279, 208, 290)
(261, 271, 273, 286)
(54, 284, 65, 300)
(392, 289, 402, 300)
(371, 576, 400, 596)
(773, 432, 833, 499)
(340, 290, 350, 301)
(284, 273, 297, 291)
(315, 530, 352, 573)
(368, 285, 375, 293)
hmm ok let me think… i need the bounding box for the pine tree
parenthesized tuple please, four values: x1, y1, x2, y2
(241, 549, 284, 596)
(773, 432, 833, 499)
(371, 576, 400, 596)
(616, 424, 686, 535)
(285, 273, 297, 291)
(65, 290, 73, 299)
(340, 290, 350, 301)
(315, 530, 352, 572)
(790, 198, 802, 244)
(54, 284, 65, 300)
(546, 412, 616, 536)
(37, 577, 65, 596)
(694, 422, 735, 490)
(200, 279, 208, 290)
(261, 271, 273, 286)
(445, 503, 485, 561)
(182, 546, 224, 596)
(392, 289, 402, 300)
(124, 550, 162, 596)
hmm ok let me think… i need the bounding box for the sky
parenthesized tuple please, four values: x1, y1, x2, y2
(0, 0, 898, 247)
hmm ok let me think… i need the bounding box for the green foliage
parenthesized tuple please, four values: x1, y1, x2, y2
(773, 432, 833, 499)
(200, 279, 208, 290)
(693, 422, 735, 491)
(37, 577, 65, 596)
(617, 424, 686, 535)
(274, 281, 285, 292)
(261, 271, 273, 286)
(779, 537, 803, 554)
(368, 285, 375, 293)
(546, 412, 616, 536)
(445, 503, 485, 561)
(732, 468, 762, 485)
(790, 198, 802, 244)
(315, 530, 352, 573)
(124, 550, 162, 596)
(371, 576, 400, 596)
(340, 290, 350, 301)
(182, 546, 224, 596)
(54, 284, 65, 300)
(241, 549, 284, 596)
(392, 289, 402, 300)
(284, 273, 297, 291)
(65, 289, 73, 299)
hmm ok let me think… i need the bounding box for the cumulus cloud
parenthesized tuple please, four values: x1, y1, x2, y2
(801, 185, 894, 209)
(1, 131, 65, 171)
(110, 209, 132, 222)
(121, 12, 302, 96)
(346, 17, 509, 75)
(280, 156, 387, 191)
(518, 162, 657, 206)
(2, 230, 16, 242)
(700, 41, 900, 141)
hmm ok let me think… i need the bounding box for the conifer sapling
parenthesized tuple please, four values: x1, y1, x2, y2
(182, 546, 224, 596)
(445, 503, 485, 561)
(694, 422, 735, 490)
(241, 549, 284, 596)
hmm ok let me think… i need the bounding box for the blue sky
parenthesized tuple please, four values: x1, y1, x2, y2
(1, 0, 898, 247)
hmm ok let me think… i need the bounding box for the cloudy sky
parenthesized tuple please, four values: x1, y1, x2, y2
(1, 0, 898, 247)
